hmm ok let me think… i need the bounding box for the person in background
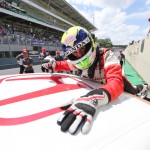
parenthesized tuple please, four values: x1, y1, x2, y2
(38, 48, 49, 73)
(147, 28, 150, 38)
(54, 50, 64, 73)
(22, 49, 34, 73)
(16, 49, 26, 74)
(42, 26, 149, 135)
(118, 49, 125, 68)
(54, 50, 64, 61)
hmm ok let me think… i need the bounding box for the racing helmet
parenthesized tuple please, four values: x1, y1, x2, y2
(61, 26, 96, 70)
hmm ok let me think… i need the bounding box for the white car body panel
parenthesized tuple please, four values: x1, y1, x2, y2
(0, 73, 150, 150)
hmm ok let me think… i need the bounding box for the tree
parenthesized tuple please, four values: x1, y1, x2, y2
(97, 38, 113, 47)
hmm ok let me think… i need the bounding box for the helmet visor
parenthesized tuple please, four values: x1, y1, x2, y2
(64, 37, 90, 57)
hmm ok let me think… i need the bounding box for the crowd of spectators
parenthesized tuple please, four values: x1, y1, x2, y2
(0, 0, 65, 48)
(0, 0, 26, 14)
(0, 23, 61, 47)
(0, 0, 67, 34)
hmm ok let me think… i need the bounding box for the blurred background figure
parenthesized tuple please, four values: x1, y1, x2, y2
(118, 49, 125, 68)
(22, 49, 34, 73)
(147, 28, 150, 38)
(38, 48, 49, 73)
(54, 50, 64, 61)
(54, 50, 64, 73)
(16, 49, 27, 74)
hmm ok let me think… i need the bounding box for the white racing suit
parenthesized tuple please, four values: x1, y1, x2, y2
(52, 47, 141, 101)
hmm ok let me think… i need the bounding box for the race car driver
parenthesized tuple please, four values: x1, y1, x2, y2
(42, 26, 149, 135)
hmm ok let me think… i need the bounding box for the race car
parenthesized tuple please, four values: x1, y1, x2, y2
(0, 73, 150, 150)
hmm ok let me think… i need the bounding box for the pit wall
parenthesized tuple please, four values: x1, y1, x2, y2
(124, 36, 150, 85)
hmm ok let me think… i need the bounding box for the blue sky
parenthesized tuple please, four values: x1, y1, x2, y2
(66, 0, 150, 45)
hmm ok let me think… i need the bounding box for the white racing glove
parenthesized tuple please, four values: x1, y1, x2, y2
(42, 56, 56, 69)
(57, 89, 110, 134)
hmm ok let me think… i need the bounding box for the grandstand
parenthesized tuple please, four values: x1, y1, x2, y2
(0, 0, 97, 69)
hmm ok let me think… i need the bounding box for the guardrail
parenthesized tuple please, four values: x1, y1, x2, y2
(124, 36, 150, 85)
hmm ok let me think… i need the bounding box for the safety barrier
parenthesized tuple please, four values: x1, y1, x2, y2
(124, 36, 150, 85)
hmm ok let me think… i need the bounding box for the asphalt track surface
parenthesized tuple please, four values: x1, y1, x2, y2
(0, 64, 44, 76)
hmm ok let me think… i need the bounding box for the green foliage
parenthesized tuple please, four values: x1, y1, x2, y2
(97, 38, 113, 47)
(96, 38, 127, 48)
